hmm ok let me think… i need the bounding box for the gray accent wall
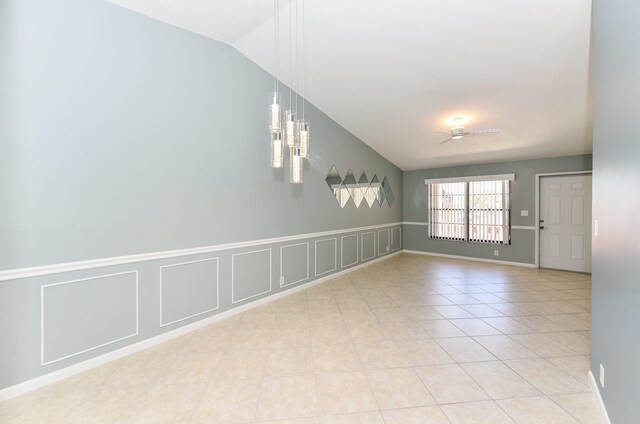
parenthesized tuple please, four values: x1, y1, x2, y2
(592, 0, 640, 422)
(0, 0, 402, 391)
(0, 0, 402, 271)
(403, 155, 592, 264)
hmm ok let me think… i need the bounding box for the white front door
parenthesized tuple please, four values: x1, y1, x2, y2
(539, 174, 592, 272)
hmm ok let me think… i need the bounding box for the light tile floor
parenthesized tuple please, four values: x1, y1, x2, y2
(0, 254, 603, 423)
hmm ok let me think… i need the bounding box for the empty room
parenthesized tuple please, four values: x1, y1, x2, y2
(1, 0, 638, 423)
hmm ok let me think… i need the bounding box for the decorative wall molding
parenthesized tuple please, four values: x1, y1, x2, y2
(1, 223, 401, 401)
(231, 249, 272, 304)
(340, 234, 359, 268)
(0, 222, 402, 282)
(588, 370, 612, 424)
(314, 238, 338, 277)
(159, 257, 220, 328)
(279, 243, 310, 287)
(0, 252, 401, 402)
(403, 221, 428, 226)
(402, 249, 536, 268)
(377, 228, 390, 256)
(41, 271, 139, 366)
(361, 231, 376, 261)
(391, 227, 402, 251)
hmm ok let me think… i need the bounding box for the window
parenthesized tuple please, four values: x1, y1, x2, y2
(429, 182, 466, 241)
(426, 175, 513, 244)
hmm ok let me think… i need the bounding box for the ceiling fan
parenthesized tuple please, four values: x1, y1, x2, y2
(437, 116, 500, 144)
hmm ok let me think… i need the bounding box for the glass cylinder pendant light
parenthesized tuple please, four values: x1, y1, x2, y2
(290, 147, 303, 183)
(285, 110, 297, 147)
(269, 92, 281, 133)
(298, 120, 310, 157)
(270, 130, 284, 168)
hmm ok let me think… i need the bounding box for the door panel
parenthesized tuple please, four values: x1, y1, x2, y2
(571, 196, 584, 225)
(549, 196, 561, 224)
(539, 175, 592, 272)
(571, 235, 584, 260)
(548, 234, 561, 257)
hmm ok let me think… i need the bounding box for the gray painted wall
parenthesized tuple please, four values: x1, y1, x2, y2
(0, 0, 402, 391)
(592, 0, 640, 422)
(0, 0, 402, 271)
(403, 155, 592, 264)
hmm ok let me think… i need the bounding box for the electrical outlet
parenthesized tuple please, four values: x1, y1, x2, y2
(386, 245, 390, 252)
(600, 364, 605, 388)
(279, 276, 285, 286)
(494, 250, 499, 256)
(520, 210, 529, 217)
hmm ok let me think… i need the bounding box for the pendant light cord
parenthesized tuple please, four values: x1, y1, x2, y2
(274, 0, 279, 92)
(295, 0, 299, 117)
(302, 0, 305, 120)
(289, 0, 293, 110)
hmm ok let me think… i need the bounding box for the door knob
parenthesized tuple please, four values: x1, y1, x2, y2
(539, 219, 544, 223)
(539, 225, 545, 230)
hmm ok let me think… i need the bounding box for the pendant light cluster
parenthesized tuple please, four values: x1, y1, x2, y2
(269, 0, 310, 184)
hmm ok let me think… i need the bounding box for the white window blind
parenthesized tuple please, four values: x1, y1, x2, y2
(468, 180, 510, 244)
(426, 176, 512, 245)
(428, 182, 466, 241)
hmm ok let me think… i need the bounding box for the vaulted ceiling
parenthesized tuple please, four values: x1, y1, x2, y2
(107, 0, 593, 170)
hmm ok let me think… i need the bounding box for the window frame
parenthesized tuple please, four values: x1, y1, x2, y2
(425, 174, 514, 245)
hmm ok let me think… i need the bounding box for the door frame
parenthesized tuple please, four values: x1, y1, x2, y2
(534, 171, 593, 269)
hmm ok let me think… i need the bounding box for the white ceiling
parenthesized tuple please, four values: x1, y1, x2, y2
(108, 0, 593, 170)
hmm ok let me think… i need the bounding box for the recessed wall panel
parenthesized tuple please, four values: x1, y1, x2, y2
(280, 243, 309, 287)
(42, 271, 138, 365)
(378, 229, 390, 256)
(232, 249, 272, 304)
(361, 232, 376, 261)
(571, 235, 585, 260)
(391, 227, 401, 251)
(341, 234, 358, 268)
(160, 258, 219, 327)
(315, 238, 337, 276)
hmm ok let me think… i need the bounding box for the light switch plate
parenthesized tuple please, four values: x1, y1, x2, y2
(600, 364, 605, 388)
(520, 210, 529, 216)
(594, 219, 599, 237)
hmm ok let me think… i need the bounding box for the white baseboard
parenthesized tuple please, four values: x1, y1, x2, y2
(588, 370, 612, 424)
(0, 251, 400, 402)
(402, 249, 537, 268)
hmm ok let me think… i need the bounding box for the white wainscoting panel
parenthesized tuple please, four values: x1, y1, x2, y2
(315, 238, 338, 277)
(361, 231, 376, 261)
(377, 228, 391, 256)
(159, 257, 219, 327)
(231, 249, 272, 304)
(340, 234, 359, 268)
(391, 227, 402, 251)
(41, 271, 139, 366)
(280, 243, 310, 287)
